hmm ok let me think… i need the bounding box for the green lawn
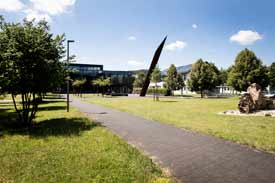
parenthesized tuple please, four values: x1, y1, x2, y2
(87, 97, 275, 153)
(0, 100, 174, 183)
(0, 94, 19, 100)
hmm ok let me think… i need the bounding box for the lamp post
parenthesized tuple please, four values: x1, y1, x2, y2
(67, 40, 75, 112)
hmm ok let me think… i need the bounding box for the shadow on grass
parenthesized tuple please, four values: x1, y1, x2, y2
(29, 118, 99, 138)
(158, 100, 178, 103)
(178, 95, 194, 98)
(1, 117, 99, 138)
(0, 101, 66, 113)
(38, 105, 66, 111)
(0, 108, 10, 113)
(0, 105, 99, 138)
(0, 110, 21, 135)
(0, 101, 15, 107)
(40, 100, 65, 105)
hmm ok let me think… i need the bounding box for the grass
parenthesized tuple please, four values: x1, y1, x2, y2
(87, 97, 275, 153)
(0, 94, 18, 100)
(0, 99, 174, 183)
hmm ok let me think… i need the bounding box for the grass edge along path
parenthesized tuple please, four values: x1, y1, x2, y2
(87, 97, 275, 153)
(0, 99, 176, 183)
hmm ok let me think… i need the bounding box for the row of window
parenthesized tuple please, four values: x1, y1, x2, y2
(71, 66, 102, 71)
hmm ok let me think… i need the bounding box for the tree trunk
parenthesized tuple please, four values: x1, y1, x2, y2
(201, 90, 203, 98)
(12, 93, 22, 123)
(155, 83, 159, 101)
(29, 93, 38, 124)
(153, 85, 156, 101)
(12, 92, 38, 126)
(97, 86, 99, 96)
(156, 87, 159, 101)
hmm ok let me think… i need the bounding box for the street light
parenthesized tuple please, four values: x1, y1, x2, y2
(67, 40, 75, 112)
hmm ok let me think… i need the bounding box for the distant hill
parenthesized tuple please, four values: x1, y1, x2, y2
(130, 64, 193, 76)
(131, 69, 148, 75)
(162, 64, 192, 76)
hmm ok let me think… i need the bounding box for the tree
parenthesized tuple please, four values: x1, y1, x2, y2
(176, 74, 185, 96)
(227, 48, 269, 92)
(72, 78, 86, 98)
(219, 68, 228, 85)
(269, 62, 275, 90)
(92, 77, 111, 97)
(151, 66, 161, 101)
(187, 59, 220, 98)
(0, 17, 65, 125)
(133, 71, 146, 88)
(164, 64, 178, 95)
(219, 68, 229, 94)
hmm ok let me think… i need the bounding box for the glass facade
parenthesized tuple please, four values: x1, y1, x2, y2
(69, 63, 103, 77)
(68, 63, 134, 94)
(103, 70, 133, 83)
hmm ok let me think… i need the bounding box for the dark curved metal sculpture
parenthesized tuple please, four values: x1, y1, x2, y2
(140, 36, 167, 96)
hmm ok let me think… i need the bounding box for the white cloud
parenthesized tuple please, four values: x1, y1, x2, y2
(165, 41, 187, 51)
(29, 0, 76, 15)
(0, 0, 76, 22)
(192, 24, 198, 29)
(24, 9, 51, 22)
(128, 36, 136, 41)
(127, 60, 143, 66)
(0, 0, 24, 12)
(230, 30, 263, 45)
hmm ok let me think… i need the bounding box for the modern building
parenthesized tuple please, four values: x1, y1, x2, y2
(69, 63, 103, 77)
(104, 70, 134, 93)
(68, 63, 134, 94)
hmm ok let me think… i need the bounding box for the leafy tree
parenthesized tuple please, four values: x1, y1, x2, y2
(133, 71, 146, 88)
(0, 17, 65, 125)
(164, 64, 178, 95)
(227, 48, 269, 92)
(187, 59, 220, 98)
(92, 77, 111, 96)
(219, 68, 228, 85)
(151, 66, 161, 101)
(269, 62, 275, 90)
(151, 66, 162, 84)
(72, 78, 86, 97)
(176, 74, 185, 96)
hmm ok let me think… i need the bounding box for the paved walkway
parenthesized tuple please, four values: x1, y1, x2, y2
(71, 98, 275, 183)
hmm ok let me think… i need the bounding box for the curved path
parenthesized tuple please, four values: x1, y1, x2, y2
(71, 98, 275, 183)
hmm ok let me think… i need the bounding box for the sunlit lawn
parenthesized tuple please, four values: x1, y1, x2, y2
(0, 99, 174, 183)
(87, 97, 275, 153)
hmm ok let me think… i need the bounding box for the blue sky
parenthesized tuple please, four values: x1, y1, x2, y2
(1, 0, 275, 70)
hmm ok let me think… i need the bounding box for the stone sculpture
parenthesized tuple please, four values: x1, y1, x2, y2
(238, 83, 275, 113)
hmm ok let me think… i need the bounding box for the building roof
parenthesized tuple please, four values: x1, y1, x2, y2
(69, 63, 103, 68)
(103, 70, 133, 75)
